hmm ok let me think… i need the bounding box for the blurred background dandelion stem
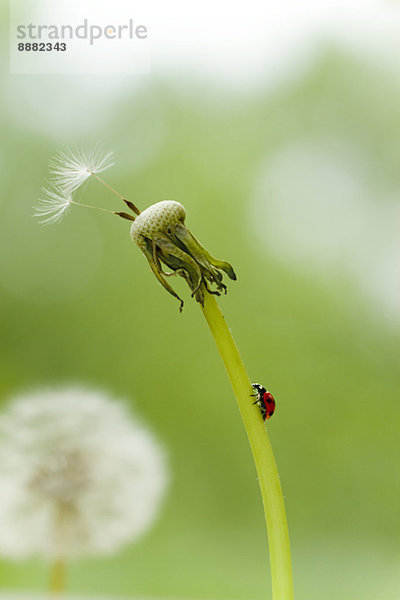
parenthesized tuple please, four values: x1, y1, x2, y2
(49, 559, 66, 598)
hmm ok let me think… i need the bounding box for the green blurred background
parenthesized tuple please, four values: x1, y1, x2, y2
(1, 2, 400, 599)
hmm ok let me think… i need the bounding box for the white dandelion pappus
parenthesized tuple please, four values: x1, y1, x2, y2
(49, 144, 115, 192)
(0, 387, 168, 560)
(34, 186, 73, 225)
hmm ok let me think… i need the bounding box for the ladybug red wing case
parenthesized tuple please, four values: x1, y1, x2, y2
(262, 391, 276, 420)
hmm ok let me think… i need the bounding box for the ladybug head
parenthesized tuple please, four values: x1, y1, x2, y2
(251, 383, 263, 393)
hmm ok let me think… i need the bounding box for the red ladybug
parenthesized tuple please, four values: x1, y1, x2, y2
(251, 383, 276, 421)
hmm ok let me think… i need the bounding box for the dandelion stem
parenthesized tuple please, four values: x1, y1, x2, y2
(90, 172, 141, 215)
(71, 200, 135, 221)
(49, 559, 66, 598)
(201, 292, 294, 600)
(71, 200, 116, 215)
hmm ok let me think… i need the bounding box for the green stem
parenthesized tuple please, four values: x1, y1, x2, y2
(49, 559, 66, 598)
(201, 292, 294, 600)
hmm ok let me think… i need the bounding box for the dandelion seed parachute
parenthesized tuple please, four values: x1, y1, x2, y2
(49, 143, 115, 192)
(34, 187, 73, 225)
(0, 387, 168, 560)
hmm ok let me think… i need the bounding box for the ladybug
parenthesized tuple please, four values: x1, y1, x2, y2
(251, 383, 276, 421)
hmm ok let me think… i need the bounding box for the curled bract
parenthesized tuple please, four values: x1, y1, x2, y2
(130, 201, 236, 310)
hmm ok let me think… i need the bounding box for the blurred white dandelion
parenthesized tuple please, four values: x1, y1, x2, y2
(0, 387, 168, 560)
(49, 144, 115, 192)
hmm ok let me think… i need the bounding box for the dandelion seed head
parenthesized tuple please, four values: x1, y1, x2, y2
(130, 200, 236, 308)
(0, 387, 168, 560)
(49, 144, 115, 192)
(34, 187, 73, 225)
(130, 200, 186, 245)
